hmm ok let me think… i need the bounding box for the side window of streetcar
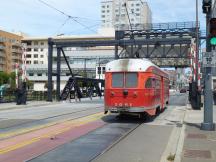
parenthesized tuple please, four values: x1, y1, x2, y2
(145, 78, 152, 88)
(125, 73, 138, 88)
(112, 73, 124, 88)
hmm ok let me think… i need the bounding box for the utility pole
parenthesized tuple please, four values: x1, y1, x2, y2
(98, 57, 101, 79)
(201, 0, 215, 131)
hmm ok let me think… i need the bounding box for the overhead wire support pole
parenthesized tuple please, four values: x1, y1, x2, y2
(47, 38, 53, 102)
(194, 0, 201, 110)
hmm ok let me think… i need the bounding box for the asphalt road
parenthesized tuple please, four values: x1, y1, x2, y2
(0, 98, 104, 135)
(0, 93, 188, 162)
(169, 92, 188, 106)
(28, 93, 187, 162)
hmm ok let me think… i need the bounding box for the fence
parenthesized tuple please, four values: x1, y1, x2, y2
(0, 89, 104, 103)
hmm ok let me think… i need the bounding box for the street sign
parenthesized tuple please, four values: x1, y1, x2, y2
(203, 52, 216, 67)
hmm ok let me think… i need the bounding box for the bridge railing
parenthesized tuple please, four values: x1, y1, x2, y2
(116, 21, 199, 31)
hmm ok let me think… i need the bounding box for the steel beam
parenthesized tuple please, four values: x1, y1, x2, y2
(54, 38, 191, 48)
(56, 48, 61, 101)
(47, 38, 53, 102)
(60, 48, 74, 77)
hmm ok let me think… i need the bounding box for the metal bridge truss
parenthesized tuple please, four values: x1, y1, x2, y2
(115, 21, 198, 67)
(47, 46, 104, 102)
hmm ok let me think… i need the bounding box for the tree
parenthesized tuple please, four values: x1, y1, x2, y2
(0, 72, 9, 86)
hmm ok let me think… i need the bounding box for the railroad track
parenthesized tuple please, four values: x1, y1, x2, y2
(0, 106, 104, 140)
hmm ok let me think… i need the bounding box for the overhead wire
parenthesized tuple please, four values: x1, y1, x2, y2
(55, 17, 71, 35)
(37, 0, 98, 33)
(37, 0, 100, 21)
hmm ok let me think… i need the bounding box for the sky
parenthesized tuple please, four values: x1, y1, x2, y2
(0, 0, 206, 37)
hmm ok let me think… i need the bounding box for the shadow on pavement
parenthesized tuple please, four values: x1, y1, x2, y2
(101, 113, 157, 124)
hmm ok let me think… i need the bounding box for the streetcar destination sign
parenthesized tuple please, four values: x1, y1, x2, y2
(203, 52, 216, 67)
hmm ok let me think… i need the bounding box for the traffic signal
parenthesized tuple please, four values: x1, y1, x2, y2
(202, 0, 212, 14)
(210, 18, 216, 45)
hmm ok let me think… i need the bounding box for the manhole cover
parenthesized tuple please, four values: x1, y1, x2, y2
(184, 149, 211, 159)
(187, 133, 207, 139)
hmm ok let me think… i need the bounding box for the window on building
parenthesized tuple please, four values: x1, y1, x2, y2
(26, 42, 31, 46)
(26, 54, 31, 58)
(37, 73, 42, 76)
(102, 67, 106, 74)
(26, 48, 31, 52)
(26, 61, 32, 64)
(34, 54, 38, 58)
(102, 15, 105, 18)
(40, 42, 44, 46)
(40, 48, 44, 52)
(136, 13, 140, 16)
(97, 67, 101, 74)
(34, 60, 38, 64)
(34, 41, 38, 46)
(29, 73, 34, 76)
(112, 73, 124, 88)
(107, 10, 110, 13)
(102, 5, 105, 8)
(102, 10, 105, 13)
(136, 3, 140, 6)
(40, 55, 44, 58)
(131, 3, 134, 7)
(115, 9, 119, 12)
(34, 48, 38, 52)
(107, 5, 109, 8)
(40, 61, 44, 64)
(136, 8, 140, 11)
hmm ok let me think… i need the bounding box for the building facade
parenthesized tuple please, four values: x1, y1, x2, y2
(0, 30, 22, 73)
(101, 0, 152, 30)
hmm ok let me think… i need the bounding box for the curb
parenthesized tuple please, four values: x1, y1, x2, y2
(159, 106, 187, 162)
(174, 108, 187, 162)
(0, 102, 60, 111)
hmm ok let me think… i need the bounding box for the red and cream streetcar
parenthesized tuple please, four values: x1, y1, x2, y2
(104, 59, 169, 117)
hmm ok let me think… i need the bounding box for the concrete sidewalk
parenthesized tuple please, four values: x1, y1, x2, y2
(0, 97, 102, 111)
(179, 107, 216, 162)
(0, 101, 59, 111)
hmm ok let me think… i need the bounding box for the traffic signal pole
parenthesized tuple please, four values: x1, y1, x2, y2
(201, 0, 215, 131)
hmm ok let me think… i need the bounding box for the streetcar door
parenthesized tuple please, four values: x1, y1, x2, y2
(161, 76, 164, 109)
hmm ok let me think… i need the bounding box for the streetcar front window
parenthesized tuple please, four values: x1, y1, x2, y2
(112, 73, 124, 88)
(125, 73, 138, 88)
